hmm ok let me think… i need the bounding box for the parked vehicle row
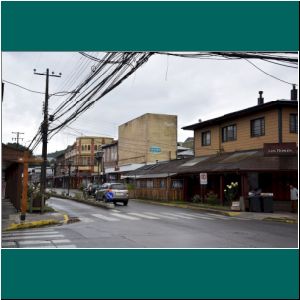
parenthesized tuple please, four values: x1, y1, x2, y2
(84, 182, 129, 206)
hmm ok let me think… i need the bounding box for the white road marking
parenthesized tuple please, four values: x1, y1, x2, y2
(2, 231, 59, 236)
(79, 217, 94, 223)
(144, 212, 178, 219)
(91, 214, 119, 221)
(2, 228, 58, 234)
(110, 213, 140, 220)
(206, 213, 229, 219)
(161, 212, 195, 219)
(128, 212, 160, 219)
(177, 212, 214, 220)
(18, 240, 52, 245)
(111, 209, 121, 213)
(2, 241, 16, 247)
(2, 234, 64, 241)
(24, 245, 57, 248)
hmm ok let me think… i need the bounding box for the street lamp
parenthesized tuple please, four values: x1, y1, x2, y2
(95, 150, 104, 184)
(67, 159, 73, 196)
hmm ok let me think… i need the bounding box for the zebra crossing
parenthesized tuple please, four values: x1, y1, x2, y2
(1, 228, 77, 248)
(86, 211, 251, 223)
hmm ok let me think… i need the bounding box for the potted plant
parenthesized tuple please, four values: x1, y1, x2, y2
(224, 182, 240, 211)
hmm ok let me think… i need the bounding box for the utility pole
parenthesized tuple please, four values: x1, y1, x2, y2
(34, 68, 61, 211)
(12, 131, 24, 147)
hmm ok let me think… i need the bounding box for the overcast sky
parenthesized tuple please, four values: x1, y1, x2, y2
(1, 52, 298, 155)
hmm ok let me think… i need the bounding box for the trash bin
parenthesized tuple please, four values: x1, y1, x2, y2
(249, 195, 262, 212)
(261, 193, 274, 213)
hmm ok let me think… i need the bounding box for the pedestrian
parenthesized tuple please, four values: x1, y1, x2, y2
(289, 184, 298, 213)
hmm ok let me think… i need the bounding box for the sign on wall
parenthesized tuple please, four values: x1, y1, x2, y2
(263, 143, 297, 156)
(149, 146, 161, 153)
(200, 173, 208, 185)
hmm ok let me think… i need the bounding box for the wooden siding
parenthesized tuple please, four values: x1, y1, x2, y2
(194, 107, 298, 156)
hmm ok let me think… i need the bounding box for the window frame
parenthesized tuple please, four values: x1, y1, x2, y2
(290, 113, 298, 133)
(201, 130, 211, 146)
(250, 117, 265, 137)
(222, 124, 237, 143)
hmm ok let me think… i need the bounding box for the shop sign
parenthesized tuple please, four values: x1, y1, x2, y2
(263, 143, 297, 156)
(200, 173, 208, 185)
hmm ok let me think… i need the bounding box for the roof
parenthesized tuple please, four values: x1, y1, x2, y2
(182, 100, 298, 131)
(125, 150, 298, 177)
(101, 141, 118, 149)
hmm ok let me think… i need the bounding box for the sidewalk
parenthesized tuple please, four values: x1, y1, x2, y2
(1, 198, 67, 231)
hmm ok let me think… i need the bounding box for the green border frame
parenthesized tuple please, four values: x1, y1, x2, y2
(1, 1, 299, 299)
(1, 1, 299, 51)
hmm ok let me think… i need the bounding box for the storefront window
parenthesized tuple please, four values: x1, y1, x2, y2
(171, 179, 183, 189)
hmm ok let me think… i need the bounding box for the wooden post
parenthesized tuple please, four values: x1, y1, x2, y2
(21, 151, 29, 220)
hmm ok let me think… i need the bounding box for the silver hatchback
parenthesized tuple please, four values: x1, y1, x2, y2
(95, 183, 129, 206)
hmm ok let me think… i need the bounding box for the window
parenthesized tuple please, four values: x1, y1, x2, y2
(251, 117, 265, 137)
(146, 180, 153, 188)
(94, 145, 97, 151)
(201, 131, 211, 146)
(159, 179, 165, 189)
(87, 145, 91, 151)
(222, 124, 237, 142)
(171, 179, 183, 189)
(290, 114, 298, 133)
(81, 145, 84, 151)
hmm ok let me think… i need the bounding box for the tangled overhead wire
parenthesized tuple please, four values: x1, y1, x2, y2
(27, 51, 297, 152)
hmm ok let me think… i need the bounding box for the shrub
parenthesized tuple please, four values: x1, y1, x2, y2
(191, 194, 201, 203)
(205, 191, 219, 205)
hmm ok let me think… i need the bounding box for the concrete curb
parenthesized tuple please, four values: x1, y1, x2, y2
(262, 217, 298, 224)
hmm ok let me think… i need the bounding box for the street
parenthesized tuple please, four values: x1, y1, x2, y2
(2, 197, 298, 248)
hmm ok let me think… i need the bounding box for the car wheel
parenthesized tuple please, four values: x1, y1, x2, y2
(123, 200, 128, 206)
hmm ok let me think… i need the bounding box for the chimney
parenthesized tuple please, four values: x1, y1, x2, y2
(258, 91, 264, 105)
(291, 84, 298, 101)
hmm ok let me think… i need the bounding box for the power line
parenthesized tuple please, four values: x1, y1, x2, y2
(244, 59, 297, 86)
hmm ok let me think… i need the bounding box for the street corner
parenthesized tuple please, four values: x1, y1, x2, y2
(4, 219, 60, 231)
(262, 217, 298, 224)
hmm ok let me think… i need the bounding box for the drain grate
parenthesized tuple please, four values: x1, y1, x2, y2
(67, 216, 80, 224)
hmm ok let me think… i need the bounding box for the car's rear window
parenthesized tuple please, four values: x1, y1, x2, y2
(110, 184, 126, 190)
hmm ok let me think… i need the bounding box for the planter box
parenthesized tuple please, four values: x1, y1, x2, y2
(231, 201, 240, 211)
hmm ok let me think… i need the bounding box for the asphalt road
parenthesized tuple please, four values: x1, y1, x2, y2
(2, 197, 298, 248)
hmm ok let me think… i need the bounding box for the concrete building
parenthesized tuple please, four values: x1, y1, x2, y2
(118, 113, 177, 165)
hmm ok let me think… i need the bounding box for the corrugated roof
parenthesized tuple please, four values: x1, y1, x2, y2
(125, 150, 298, 177)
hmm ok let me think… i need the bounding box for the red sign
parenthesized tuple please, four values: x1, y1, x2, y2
(263, 143, 297, 156)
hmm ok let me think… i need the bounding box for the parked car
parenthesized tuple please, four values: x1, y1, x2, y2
(84, 183, 101, 197)
(95, 183, 129, 205)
